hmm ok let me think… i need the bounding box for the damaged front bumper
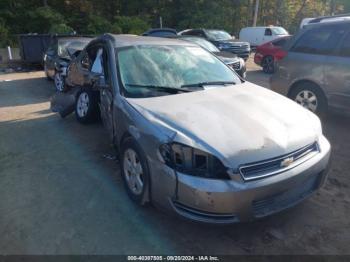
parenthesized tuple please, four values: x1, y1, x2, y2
(153, 135, 331, 224)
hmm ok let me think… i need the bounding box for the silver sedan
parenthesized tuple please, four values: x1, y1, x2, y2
(52, 35, 331, 224)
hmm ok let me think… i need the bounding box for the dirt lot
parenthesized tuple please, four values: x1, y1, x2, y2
(0, 61, 349, 255)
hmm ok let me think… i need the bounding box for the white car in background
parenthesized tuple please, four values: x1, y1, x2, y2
(239, 26, 289, 48)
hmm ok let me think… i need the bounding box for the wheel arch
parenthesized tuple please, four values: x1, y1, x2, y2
(287, 79, 326, 99)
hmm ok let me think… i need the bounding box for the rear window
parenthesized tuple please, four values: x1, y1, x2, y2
(291, 27, 345, 55)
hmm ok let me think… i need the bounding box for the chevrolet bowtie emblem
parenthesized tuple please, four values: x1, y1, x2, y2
(281, 157, 294, 168)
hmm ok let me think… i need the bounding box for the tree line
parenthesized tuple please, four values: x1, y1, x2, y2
(0, 0, 349, 47)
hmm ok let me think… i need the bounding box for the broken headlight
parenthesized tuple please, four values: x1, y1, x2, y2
(159, 143, 230, 179)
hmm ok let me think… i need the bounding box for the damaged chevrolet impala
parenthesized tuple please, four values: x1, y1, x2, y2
(51, 34, 331, 224)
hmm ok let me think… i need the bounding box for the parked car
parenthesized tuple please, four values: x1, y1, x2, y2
(44, 36, 92, 92)
(239, 26, 289, 47)
(180, 29, 251, 60)
(142, 28, 177, 37)
(52, 34, 331, 224)
(271, 20, 350, 116)
(300, 13, 350, 29)
(254, 36, 291, 73)
(170, 36, 246, 78)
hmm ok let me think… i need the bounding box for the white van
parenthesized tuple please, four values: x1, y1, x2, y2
(239, 26, 289, 47)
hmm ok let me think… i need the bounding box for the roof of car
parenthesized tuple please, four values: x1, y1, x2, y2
(104, 34, 198, 48)
(303, 19, 350, 29)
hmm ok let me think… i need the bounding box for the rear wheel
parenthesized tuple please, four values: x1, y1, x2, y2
(75, 89, 99, 124)
(289, 82, 327, 115)
(262, 56, 274, 74)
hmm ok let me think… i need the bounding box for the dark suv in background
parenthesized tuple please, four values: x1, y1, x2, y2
(271, 21, 350, 115)
(180, 29, 251, 60)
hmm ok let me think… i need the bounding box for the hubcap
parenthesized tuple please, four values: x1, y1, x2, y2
(295, 90, 318, 112)
(123, 148, 144, 195)
(54, 73, 64, 92)
(76, 92, 89, 117)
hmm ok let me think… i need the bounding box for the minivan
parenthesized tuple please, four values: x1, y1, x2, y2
(271, 21, 350, 115)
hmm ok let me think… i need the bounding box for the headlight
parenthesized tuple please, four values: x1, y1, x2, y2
(159, 143, 230, 179)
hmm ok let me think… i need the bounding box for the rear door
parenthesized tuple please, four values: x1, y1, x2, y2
(324, 30, 350, 113)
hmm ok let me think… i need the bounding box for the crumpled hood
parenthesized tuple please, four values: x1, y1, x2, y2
(127, 82, 321, 168)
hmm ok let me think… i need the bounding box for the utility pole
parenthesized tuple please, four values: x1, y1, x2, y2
(159, 16, 163, 28)
(253, 0, 259, 27)
(330, 0, 336, 15)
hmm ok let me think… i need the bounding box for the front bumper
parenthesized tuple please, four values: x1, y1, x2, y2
(153, 136, 331, 224)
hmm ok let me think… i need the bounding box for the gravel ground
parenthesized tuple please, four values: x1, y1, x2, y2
(0, 60, 349, 255)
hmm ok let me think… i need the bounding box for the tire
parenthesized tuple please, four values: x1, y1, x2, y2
(120, 138, 150, 205)
(75, 88, 99, 124)
(54, 71, 66, 92)
(289, 82, 328, 115)
(262, 56, 274, 74)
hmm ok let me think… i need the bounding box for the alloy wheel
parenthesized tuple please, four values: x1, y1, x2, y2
(54, 72, 64, 92)
(295, 90, 318, 112)
(76, 92, 90, 117)
(123, 148, 144, 195)
(262, 56, 274, 73)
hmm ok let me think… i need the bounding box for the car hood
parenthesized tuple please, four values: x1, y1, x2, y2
(220, 39, 249, 45)
(213, 51, 239, 64)
(127, 82, 321, 168)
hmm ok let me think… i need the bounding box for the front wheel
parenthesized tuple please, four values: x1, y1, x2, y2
(75, 89, 99, 124)
(120, 138, 150, 205)
(289, 83, 328, 115)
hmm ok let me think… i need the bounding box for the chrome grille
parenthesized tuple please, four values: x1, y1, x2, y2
(239, 142, 319, 181)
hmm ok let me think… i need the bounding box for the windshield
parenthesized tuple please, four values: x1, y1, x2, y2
(117, 45, 240, 98)
(182, 37, 219, 52)
(58, 39, 89, 58)
(206, 30, 232, 41)
(272, 27, 289, 35)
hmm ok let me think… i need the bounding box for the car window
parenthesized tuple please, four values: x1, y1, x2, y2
(206, 30, 232, 41)
(265, 28, 272, 36)
(291, 27, 344, 55)
(91, 48, 104, 74)
(338, 33, 350, 57)
(185, 30, 204, 37)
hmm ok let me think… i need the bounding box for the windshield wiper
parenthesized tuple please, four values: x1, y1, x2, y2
(181, 81, 236, 88)
(125, 83, 197, 94)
